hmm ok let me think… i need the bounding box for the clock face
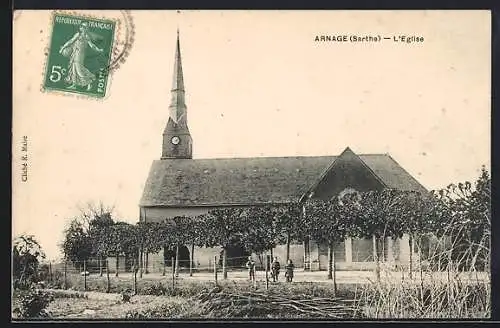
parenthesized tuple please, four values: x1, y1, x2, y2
(171, 136, 180, 145)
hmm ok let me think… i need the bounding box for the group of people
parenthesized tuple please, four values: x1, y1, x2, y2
(245, 256, 295, 283)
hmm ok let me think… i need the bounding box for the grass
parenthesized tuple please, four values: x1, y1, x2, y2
(13, 273, 490, 319)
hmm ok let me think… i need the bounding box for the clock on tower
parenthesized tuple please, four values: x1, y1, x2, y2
(161, 31, 193, 160)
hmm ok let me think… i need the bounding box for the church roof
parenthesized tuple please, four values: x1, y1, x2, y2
(139, 153, 428, 207)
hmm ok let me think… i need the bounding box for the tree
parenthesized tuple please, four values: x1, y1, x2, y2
(87, 211, 114, 276)
(303, 196, 358, 292)
(171, 216, 195, 276)
(434, 167, 491, 271)
(187, 215, 207, 276)
(60, 202, 115, 271)
(202, 208, 246, 279)
(13, 234, 46, 289)
(61, 218, 93, 268)
(240, 206, 276, 256)
(397, 190, 450, 276)
(273, 203, 303, 261)
(355, 189, 404, 282)
(108, 222, 137, 277)
(137, 221, 168, 275)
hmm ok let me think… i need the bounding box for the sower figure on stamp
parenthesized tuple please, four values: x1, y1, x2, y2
(245, 256, 256, 282)
(285, 259, 295, 283)
(59, 22, 103, 91)
(271, 257, 280, 282)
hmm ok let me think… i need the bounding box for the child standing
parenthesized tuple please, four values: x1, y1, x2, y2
(271, 257, 281, 282)
(245, 256, 256, 282)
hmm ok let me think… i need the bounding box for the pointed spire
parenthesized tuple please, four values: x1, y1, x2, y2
(171, 29, 185, 92)
(169, 30, 187, 125)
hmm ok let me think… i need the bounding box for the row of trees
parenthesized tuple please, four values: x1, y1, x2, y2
(61, 167, 491, 286)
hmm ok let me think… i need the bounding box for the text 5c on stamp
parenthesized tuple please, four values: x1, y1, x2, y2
(43, 13, 116, 98)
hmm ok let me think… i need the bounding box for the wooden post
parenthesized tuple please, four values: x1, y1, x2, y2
(222, 248, 227, 279)
(83, 259, 87, 291)
(49, 261, 53, 283)
(190, 243, 195, 277)
(139, 250, 143, 278)
(115, 254, 119, 277)
(133, 259, 138, 295)
(106, 260, 110, 293)
(265, 254, 269, 290)
(328, 241, 333, 280)
(214, 255, 218, 285)
(162, 257, 166, 276)
(286, 232, 291, 261)
(171, 257, 175, 289)
(175, 244, 180, 278)
(317, 242, 321, 271)
(332, 242, 337, 296)
(309, 238, 313, 272)
(99, 257, 103, 277)
(373, 235, 380, 282)
(63, 260, 67, 289)
(409, 235, 413, 279)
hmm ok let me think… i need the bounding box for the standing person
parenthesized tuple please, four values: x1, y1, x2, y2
(59, 22, 104, 91)
(271, 257, 281, 282)
(246, 256, 256, 282)
(285, 259, 295, 283)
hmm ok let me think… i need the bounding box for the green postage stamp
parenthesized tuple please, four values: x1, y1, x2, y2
(43, 13, 116, 98)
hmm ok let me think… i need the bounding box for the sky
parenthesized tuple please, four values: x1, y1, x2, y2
(12, 10, 490, 260)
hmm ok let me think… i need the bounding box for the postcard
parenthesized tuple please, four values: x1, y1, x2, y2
(12, 10, 491, 320)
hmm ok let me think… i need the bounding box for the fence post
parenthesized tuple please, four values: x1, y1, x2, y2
(163, 258, 166, 276)
(190, 243, 194, 277)
(49, 261, 53, 283)
(175, 244, 180, 278)
(133, 259, 138, 295)
(63, 259, 67, 290)
(106, 260, 110, 293)
(83, 259, 87, 291)
(265, 254, 269, 290)
(214, 255, 218, 285)
(139, 250, 143, 278)
(171, 257, 175, 289)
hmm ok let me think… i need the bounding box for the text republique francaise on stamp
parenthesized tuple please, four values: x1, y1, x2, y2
(43, 13, 116, 98)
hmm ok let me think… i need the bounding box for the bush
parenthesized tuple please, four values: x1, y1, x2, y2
(125, 300, 203, 319)
(13, 288, 54, 319)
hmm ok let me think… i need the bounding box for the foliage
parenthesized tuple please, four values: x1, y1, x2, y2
(108, 222, 139, 257)
(61, 219, 93, 264)
(87, 211, 114, 259)
(13, 288, 54, 319)
(202, 208, 246, 249)
(239, 206, 277, 255)
(13, 234, 46, 289)
(355, 189, 405, 239)
(433, 166, 491, 270)
(273, 203, 304, 244)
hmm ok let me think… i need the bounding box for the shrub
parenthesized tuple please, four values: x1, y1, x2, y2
(125, 300, 203, 319)
(13, 288, 54, 319)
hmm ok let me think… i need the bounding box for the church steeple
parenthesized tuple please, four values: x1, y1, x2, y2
(162, 30, 193, 159)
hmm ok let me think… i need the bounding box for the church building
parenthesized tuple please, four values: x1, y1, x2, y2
(139, 33, 428, 272)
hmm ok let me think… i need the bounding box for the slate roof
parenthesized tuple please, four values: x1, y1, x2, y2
(139, 153, 428, 207)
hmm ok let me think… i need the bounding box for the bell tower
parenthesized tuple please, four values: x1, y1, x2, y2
(161, 30, 193, 159)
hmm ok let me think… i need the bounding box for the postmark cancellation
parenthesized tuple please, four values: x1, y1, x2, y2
(41, 11, 134, 99)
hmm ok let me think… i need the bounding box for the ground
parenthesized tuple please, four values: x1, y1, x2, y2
(12, 269, 491, 320)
